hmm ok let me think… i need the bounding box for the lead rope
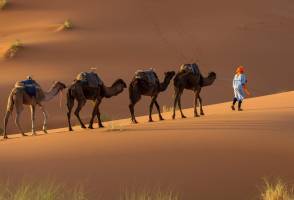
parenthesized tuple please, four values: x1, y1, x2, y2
(59, 90, 63, 109)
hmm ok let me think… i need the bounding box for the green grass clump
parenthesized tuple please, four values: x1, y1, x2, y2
(0, 0, 8, 10)
(261, 179, 294, 200)
(4, 40, 23, 59)
(0, 181, 88, 200)
(121, 189, 179, 200)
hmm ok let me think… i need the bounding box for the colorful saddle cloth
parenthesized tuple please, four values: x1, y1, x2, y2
(20, 79, 37, 97)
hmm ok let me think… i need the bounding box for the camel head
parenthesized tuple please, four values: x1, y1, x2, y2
(164, 71, 176, 80)
(113, 79, 127, 88)
(208, 72, 217, 80)
(53, 81, 67, 92)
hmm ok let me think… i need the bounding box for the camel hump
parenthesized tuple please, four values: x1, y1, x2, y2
(76, 72, 103, 88)
(180, 63, 200, 75)
(135, 68, 158, 85)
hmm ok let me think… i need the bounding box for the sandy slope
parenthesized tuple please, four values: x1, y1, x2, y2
(0, 92, 293, 200)
(1, 0, 294, 133)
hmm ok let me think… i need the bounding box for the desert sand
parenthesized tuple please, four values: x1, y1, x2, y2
(1, 0, 294, 133)
(0, 91, 293, 199)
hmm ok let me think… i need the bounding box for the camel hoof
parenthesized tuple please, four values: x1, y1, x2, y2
(81, 126, 86, 129)
(172, 115, 175, 120)
(194, 114, 200, 117)
(148, 119, 153, 122)
(131, 120, 138, 124)
(88, 126, 94, 129)
(200, 112, 205, 116)
(159, 117, 164, 121)
(69, 128, 73, 132)
(181, 115, 187, 119)
(99, 125, 104, 128)
(43, 130, 48, 134)
(3, 135, 8, 140)
(22, 134, 28, 137)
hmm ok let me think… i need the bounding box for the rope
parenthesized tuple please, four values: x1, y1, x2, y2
(59, 90, 63, 109)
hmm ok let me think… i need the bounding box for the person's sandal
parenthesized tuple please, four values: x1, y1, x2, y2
(231, 105, 235, 111)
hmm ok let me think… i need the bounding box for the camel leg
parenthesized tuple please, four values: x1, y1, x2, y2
(149, 97, 156, 122)
(89, 99, 103, 129)
(67, 93, 75, 131)
(74, 98, 87, 129)
(198, 95, 204, 115)
(96, 103, 104, 128)
(40, 105, 48, 133)
(154, 100, 164, 121)
(3, 111, 11, 139)
(15, 109, 27, 137)
(129, 88, 141, 124)
(194, 91, 200, 117)
(88, 101, 97, 129)
(172, 89, 180, 119)
(178, 93, 186, 118)
(30, 105, 37, 135)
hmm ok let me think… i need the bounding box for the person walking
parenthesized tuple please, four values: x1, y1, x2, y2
(231, 66, 250, 111)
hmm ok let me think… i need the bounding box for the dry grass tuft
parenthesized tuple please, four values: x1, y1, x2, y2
(107, 121, 125, 132)
(0, 181, 88, 200)
(56, 19, 73, 31)
(121, 188, 179, 200)
(261, 179, 294, 200)
(162, 105, 177, 113)
(0, 0, 8, 10)
(3, 40, 23, 59)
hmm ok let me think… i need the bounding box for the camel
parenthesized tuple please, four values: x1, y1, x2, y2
(172, 64, 216, 119)
(129, 70, 175, 123)
(3, 81, 67, 139)
(66, 78, 127, 131)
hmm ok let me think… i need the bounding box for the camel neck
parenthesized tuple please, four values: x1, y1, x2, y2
(159, 76, 171, 91)
(43, 86, 60, 101)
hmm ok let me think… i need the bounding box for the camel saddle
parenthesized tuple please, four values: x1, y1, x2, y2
(76, 72, 103, 88)
(180, 63, 200, 75)
(15, 79, 40, 97)
(135, 69, 159, 86)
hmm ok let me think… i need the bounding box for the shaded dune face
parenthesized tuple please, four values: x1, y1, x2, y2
(0, 92, 294, 199)
(1, 0, 294, 133)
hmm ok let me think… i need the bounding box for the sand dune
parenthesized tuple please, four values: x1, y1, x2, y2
(1, 0, 294, 133)
(0, 92, 293, 199)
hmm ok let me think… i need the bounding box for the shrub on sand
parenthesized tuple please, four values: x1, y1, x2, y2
(4, 40, 23, 59)
(0, 0, 8, 10)
(121, 188, 179, 200)
(107, 121, 124, 132)
(162, 105, 177, 113)
(56, 19, 73, 31)
(261, 179, 294, 200)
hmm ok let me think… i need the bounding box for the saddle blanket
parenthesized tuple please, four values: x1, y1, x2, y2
(76, 72, 103, 87)
(180, 63, 200, 75)
(135, 69, 158, 85)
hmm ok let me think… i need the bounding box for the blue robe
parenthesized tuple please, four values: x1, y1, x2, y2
(232, 74, 247, 101)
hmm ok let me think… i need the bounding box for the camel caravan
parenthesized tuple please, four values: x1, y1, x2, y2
(2, 64, 216, 139)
